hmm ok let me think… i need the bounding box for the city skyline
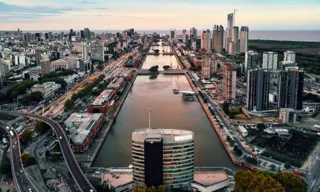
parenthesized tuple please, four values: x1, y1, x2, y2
(0, 0, 319, 30)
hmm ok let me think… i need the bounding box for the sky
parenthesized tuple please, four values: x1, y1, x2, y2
(0, 0, 319, 31)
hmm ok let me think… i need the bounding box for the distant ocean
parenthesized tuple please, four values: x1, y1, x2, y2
(23, 30, 320, 42)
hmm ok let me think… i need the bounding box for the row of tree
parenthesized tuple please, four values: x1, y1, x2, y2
(234, 170, 308, 192)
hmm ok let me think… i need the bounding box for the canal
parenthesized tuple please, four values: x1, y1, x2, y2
(93, 45, 239, 170)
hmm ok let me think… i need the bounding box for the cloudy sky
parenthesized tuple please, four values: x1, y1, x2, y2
(0, 0, 319, 31)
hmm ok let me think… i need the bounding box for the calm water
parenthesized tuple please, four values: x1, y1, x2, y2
(93, 47, 238, 170)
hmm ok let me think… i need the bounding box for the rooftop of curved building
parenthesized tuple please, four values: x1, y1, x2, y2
(133, 128, 193, 138)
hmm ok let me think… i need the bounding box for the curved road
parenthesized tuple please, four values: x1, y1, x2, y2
(0, 111, 95, 192)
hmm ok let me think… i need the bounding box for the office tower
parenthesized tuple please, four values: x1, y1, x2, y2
(225, 12, 235, 51)
(246, 69, 270, 111)
(201, 29, 211, 51)
(229, 26, 239, 54)
(170, 29, 176, 42)
(44, 33, 49, 40)
(80, 30, 85, 39)
(35, 49, 41, 65)
(262, 52, 278, 69)
(128, 28, 134, 37)
(212, 25, 224, 53)
(244, 51, 260, 73)
(84, 28, 91, 39)
(82, 43, 89, 60)
(70, 29, 74, 35)
(35, 33, 41, 41)
(190, 27, 197, 39)
(132, 128, 194, 189)
(278, 69, 304, 110)
(283, 51, 296, 63)
(48, 32, 53, 40)
(90, 42, 105, 62)
(23, 33, 31, 43)
(222, 63, 237, 102)
(201, 53, 211, 79)
(182, 29, 187, 44)
(240, 26, 249, 53)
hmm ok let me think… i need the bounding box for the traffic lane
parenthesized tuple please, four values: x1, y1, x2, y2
(1, 112, 94, 192)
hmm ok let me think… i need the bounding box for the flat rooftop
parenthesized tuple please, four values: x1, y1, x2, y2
(133, 128, 193, 139)
(107, 77, 124, 89)
(193, 172, 228, 187)
(91, 89, 114, 106)
(102, 173, 133, 188)
(64, 113, 103, 145)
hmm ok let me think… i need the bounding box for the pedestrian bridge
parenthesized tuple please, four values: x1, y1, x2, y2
(137, 69, 187, 75)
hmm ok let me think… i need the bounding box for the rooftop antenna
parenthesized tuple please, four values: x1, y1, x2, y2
(148, 105, 152, 129)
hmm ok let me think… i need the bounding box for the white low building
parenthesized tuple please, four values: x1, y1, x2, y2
(31, 81, 61, 98)
(238, 126, 248, 137)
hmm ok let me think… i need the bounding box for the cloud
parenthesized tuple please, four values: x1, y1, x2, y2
(81, 0, 97, 4)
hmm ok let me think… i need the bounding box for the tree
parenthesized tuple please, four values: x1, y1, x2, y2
(0, 157, 11, 175)
(20, 129, 33, 146)
(97, 64, 104, 71)
(128, 55, 133, 60)
(35, 121, 50, 134)
(64, 99, 75, 110)
(234, 170, 285, 192)
(222, 101, 230, 114)
(71, 93, 78, 101)
(275, 172, 307, 192)
(163, 65, 170, 70)
(30, 91, 43, 102)
(284, 162, 291, 169)
(21, 153, 37, 167)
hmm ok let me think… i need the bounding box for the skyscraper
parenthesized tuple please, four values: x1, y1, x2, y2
(170, 29, 176, 42)
(244, 51, 260, 73)
(262, 52, 278, 69)
(84, 28, 91, 39)
(132, 128, 194, 189)
(201, 29, 211, 51)
(182, 29, 187, 44)
(278, 69, 304, 110)
(283, 51, 296, 63)
(240, 26, 249, 53)
(222, 63, 237, 102)
(212, 25, 224, 53)
(246, 69, 270, 111)
(229, 26, 239, 54)
(190, 27, 197, 39)
(225, 12, 235, 51)
(201, 53, 211, 79)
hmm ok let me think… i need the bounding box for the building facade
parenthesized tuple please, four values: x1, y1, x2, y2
(225, 13, 235, 51)
(222, 63, 237, 102)
(40, 59, 51, 75)
(189, 27, 197, 40)
(201, 54, 211, 79)
(212, 25, 224, 53)
(90, 42, 105, 62)
(31, 81, 61, 98)
(132, 129, 194, 189)
(88, 89, 115, 113)
(246, 69, 270, 111)
(262, 52, 278, 69)
(240, 26, 249, 53)
(170, 29, 176, 42)
(201, 29, 211, 51)
(283, 51, 296, 63)
(278, 69, 304, 110)
(244, 51, 260, 73)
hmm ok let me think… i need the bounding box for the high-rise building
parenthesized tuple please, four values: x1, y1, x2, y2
(244, 51, 260, 73)
(222, 63, 237, 102)
(262, 52, 278, 69)
(44, 33, 49, 40)
(201, 53, 211, 79)
(278, 69, 304, 110)
(40, 58, 51, 76)
(80, 30, 85, 39)
(246, 69, 270, 111)
(90, 41, 105, 62)
(35, 33, 41, 41)
(84, 28, 91, 39)
(23, 33, 31, 43)
(190, 27, 197, 39)
(212, 25, 224, 53)
(170, 29, 176, 42)
(228, 26, 239, 55)
(201, 29, 211, 51)
(82, 43, 89, 60)
(182, 29, 187, 44)
(225, 12, 235, 51)
(283, 51, 296, 63)
(240, 26, 249, 53)
(35, 49, 42, 65)
(132, 128, 194, 189)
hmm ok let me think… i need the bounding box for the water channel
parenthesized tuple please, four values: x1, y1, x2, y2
(93, 45, 239, 171)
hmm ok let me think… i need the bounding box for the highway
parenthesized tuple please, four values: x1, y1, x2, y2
(0, 121, 40, 192)
(0, 111, 95, 192)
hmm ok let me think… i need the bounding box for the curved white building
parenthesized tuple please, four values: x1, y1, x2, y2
(132, 128, 194, 189)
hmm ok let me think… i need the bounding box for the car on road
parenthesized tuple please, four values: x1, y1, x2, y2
(59, 136, 62, 140)
(20, 169, 23, 173)
(25, 180, 29, 184)
(29, 188, 32, 192)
